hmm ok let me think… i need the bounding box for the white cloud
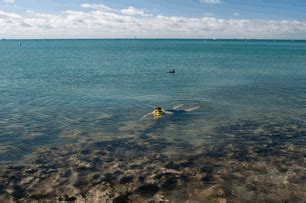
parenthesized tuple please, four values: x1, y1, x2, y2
(199, 0, 222, 4)
(205, 13, 214, 17)
(81, 3, 115, 12)
(234, 12, 239, 16)
(121, 7, 150, 17)
(3, 0, 15, 4)
(0, 4, 305, 39)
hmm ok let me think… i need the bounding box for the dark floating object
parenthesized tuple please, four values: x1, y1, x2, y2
(167, 69, 175, 74)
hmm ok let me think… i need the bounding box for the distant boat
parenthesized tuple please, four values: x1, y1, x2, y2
(167, 69, 175, 74)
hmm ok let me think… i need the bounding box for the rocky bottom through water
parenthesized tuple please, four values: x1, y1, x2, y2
(0, 118, 306, 203)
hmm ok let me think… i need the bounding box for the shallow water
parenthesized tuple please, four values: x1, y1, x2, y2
(1, 39, 306, 161)
(0, 39, 306, 202)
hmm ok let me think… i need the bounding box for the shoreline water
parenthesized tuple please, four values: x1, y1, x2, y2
(0, 39, 305, 202)
(0, 115, 305, 202)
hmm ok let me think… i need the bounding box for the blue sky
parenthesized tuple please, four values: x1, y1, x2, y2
(1, 0, 306, 39)
(2, 0, 306, 19)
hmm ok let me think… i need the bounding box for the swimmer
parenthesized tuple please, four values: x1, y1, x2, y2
(140, 104, 200, 120)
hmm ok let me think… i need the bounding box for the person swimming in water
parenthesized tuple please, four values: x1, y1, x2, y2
(140, 104, 200, 120)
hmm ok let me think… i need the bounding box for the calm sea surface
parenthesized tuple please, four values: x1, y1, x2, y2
(0, 39, 306, 162)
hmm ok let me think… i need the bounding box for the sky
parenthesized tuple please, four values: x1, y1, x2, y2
(0, 0, 306, 39)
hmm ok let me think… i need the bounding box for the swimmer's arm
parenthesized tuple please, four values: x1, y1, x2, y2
(185, 106, 200, 112)
(139, 112, 153, 121)
(172, 104, 184, 110)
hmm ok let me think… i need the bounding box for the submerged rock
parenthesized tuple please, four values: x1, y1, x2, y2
(134, 183, 160, 197)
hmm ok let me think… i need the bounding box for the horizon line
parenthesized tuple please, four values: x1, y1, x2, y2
(1, 38, 306, 41)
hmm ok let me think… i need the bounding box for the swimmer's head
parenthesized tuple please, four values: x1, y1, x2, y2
(155, 107, 162, 111)
(153, 106, 165, 118)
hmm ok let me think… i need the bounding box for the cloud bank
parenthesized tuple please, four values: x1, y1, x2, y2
(0, 3, 305, 39)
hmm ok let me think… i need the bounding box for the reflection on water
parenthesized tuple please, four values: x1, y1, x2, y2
(0, 40, 306, 201)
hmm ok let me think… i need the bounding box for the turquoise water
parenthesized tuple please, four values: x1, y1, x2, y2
(0, 39, 306, 162)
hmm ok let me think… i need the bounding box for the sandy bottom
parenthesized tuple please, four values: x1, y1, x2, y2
(0, 118, 305, 203)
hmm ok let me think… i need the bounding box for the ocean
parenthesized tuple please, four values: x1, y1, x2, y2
(0, 39, 305, 201)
